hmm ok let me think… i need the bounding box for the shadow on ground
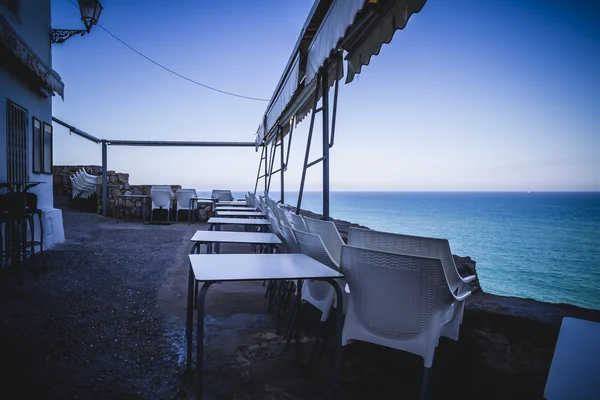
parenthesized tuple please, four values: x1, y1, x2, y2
(0, 210, 479, 399)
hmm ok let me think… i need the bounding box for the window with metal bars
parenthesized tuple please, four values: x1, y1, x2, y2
(6, 100, 28, 183)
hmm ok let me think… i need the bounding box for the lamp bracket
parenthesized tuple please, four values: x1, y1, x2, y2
(51, 29, 87, 44)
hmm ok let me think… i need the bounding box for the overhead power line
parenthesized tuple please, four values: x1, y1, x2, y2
(65, 0, 270, 102)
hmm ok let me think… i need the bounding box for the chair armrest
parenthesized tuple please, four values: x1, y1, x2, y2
(453, 290, 471, 302)
(462, 274, 476, 283)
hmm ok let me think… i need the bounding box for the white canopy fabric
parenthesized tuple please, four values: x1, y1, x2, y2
(306, 0, 364, 85)
(265, 53, 300, 137)
(255, 122, 265, 148)
(255, 0, 427, 146)
(344, 0, 426, 83)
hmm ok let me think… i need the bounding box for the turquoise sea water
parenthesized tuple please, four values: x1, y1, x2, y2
(206, 191, 600, 310)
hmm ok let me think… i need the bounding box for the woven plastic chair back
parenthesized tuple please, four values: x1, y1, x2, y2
(348, 227, 464, 295)
(303, 217, 344, 265)
(341, 245, 451, 340)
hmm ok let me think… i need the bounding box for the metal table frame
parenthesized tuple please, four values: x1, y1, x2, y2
(185, 253, 343, 399)
(188, 197, 218, 226)
(116, 194, 150, 224)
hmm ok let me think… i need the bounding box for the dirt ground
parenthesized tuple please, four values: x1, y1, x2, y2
(0, 210, 464, 399)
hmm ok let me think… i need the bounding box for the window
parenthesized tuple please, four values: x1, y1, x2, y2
(33, 117, 42, 173)
(6, 100, 28, 183)
(0, 0, 20, 19)
(42, 122, 53, 173)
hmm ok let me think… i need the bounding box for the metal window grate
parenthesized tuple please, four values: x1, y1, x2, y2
(6, 100, 28, 183)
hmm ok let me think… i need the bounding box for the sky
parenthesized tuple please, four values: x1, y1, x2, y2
(50, 0, 600, 192)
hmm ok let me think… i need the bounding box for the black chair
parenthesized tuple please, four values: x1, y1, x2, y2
(0, 193, 45, 272)
(24, 193, 46, 272)
(0, 193, 28, 269)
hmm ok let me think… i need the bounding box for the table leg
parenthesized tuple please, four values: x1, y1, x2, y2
(116, 197, 121, 224)
(321, 278, 343, 400)
(196, 281, 213, 399)
(186, 262, 194, 370)
(143, 197, 149, 224)
(214, 224, 221, 254)
(294, 279, 303, 363)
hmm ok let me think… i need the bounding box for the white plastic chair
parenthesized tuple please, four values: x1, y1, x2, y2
(347, 227, 475, 341)
(286, 211, 308, 232)
(303, 216, 344, 265)
(152, 185, 175, 200)
(340, 245, 471, 398)
(71, 173, 95, 198)
(69, 176, 82, 198)
(292, 227, 343, 323)
(150, 188, 173, 222)
(175, 188, 197, 222)
(211, 189, 234, 202)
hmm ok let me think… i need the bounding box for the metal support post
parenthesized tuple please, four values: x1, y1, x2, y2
(101, 140, 108, 217)
(321, 65, 330, 220)
(264, 144, 269, 194)
(297, 73, 321, 214)
(280, 131, 285, 204)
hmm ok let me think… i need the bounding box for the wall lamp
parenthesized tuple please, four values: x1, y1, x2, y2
(51, 0, 103, 44)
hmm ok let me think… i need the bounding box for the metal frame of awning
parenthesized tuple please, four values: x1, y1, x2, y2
(253, 0, 426, 220)
(52, 117, 256, 216)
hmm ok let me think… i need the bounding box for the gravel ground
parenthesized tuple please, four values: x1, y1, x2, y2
(0, 210, 466, 399)
(0, 211, 192, 399)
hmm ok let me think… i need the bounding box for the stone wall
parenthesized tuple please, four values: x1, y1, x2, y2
(52, 165, 186, 219)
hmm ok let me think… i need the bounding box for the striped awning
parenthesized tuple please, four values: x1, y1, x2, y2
(0, 14, 65, 98)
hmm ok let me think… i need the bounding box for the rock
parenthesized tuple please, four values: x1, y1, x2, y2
(453, 255, 481, 292)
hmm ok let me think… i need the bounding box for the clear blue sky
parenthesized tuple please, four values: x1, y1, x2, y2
(51, 0, 600, 191)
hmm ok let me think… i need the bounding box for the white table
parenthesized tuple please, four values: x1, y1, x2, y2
(189, 230, 281, 254)
(215, 211, 266, 218)
(214, 206, 257, 212)
(216, 201, 247, 206)
(186, 253, 344, 399)
(116, 194, 150, 224)
(544, 317, 600, 399)
(188, 197, 218, 226)
(207, 217, 271, 253)
(207, 217, 270, 229)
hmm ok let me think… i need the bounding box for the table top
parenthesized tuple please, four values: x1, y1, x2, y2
(544, 317, 600, 399)
(189, 253, 343, 282)
(217, 201, 248, 206)
(208, 217, 270, 225)
(192, 197, 217, 201)
(190, 231, 281, 245)
(215, 211, 266, 217)
(214, 207, 257, 211)
(118, 194, 149, 198)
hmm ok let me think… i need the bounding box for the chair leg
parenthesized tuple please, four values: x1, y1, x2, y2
(37, 213, 46, 272)
(309, 321, 326, 366)
(419, 366, 432, 400)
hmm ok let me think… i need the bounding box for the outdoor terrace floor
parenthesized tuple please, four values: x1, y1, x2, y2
(0, 210, 487, 399)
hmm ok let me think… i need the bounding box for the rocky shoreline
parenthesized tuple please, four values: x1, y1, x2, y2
(294, 205, 600, 396)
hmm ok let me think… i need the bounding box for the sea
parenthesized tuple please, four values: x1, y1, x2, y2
(201, 191, 600, 310)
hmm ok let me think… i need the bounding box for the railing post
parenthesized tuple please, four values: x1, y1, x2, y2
(101, 140, 108, 217)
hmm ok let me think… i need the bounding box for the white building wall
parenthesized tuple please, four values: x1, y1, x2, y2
(0, 0, 65, 249)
